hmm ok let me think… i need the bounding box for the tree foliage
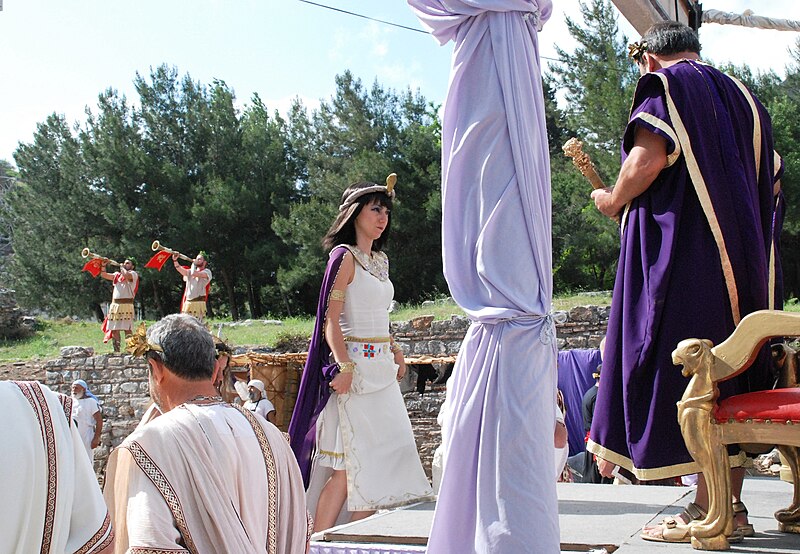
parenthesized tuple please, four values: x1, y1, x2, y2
(547, 0, 638, 291)
(274, 72, 445, 315)
(5, 11, 799, 321)
(7, 67, 443, 319)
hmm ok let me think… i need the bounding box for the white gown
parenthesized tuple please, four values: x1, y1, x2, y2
(308, 248, 434, 515)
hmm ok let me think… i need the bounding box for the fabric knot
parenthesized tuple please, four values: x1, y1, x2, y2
(522, 10, 541, 30)
(540, 311, 566, 345)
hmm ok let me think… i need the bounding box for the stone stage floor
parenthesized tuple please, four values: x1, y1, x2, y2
(310, 476, 799, 553)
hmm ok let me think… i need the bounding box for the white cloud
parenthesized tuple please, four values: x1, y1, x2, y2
(360, 21, 390, 59)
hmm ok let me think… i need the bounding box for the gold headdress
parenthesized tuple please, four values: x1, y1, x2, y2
(338, 173, 397, 212)
(628, 41, 648, 63)
(126, 323, 164, 357)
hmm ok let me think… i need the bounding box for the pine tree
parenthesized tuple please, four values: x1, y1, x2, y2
(546, 0, 638, 291)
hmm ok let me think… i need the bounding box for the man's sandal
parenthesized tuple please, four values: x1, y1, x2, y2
(733, 501, 755, 537)
(641, 501, 745, 544)
(641, 502, 707, 543)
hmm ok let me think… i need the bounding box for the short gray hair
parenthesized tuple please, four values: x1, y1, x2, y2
(147, 314, 215, 380)
(642, 21, 701, 56)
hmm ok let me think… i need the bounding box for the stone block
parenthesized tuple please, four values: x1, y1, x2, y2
(410, 315, 434, 331)
(446, 341, 461, 354)
(45, 371, 63, 384)
(587, 335, 604, 348)
(60, 346, 94, 358)
(427, 340, 447, 355)
(99, 384, 112, 394)
(568, 305, 597, 323)
(566, 336, 588, 348)
(107, 357, 125, 366)
(391, 321, 412, 334)
(413, 342, 429, 355)
(120, 382, 138, 393)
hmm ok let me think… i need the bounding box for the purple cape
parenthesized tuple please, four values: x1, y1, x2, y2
(288, 247, 347, 487)
(589, 61, 784, 478)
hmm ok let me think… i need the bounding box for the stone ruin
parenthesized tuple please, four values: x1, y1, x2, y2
(0, 288, 35, 339)
(38, 305, 609, 479)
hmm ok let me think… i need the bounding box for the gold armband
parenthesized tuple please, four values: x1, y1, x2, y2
(338, 361, 356, 374)
(329, 289, 346, 302)
(390, 342, 403, 354)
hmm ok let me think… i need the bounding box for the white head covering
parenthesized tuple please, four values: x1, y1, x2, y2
(247, 379, 266, 397)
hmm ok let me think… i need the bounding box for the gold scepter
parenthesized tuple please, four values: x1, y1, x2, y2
(562, 138, 619, 224)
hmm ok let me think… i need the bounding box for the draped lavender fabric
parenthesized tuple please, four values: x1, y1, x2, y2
(408, 2, 559, 552)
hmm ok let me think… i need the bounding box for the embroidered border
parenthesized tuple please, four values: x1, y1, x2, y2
(632, 111, 682, 167)
(75, 512, 114, 554)
(654, 70, 742, 324)
(14, 381, 58, 554)
(57, 393, 73, 424)
(128, 546, 189, 554)
(232, 404, 279, 554)
(126, 441, 198, 554)
(587, 438, 747, 481)
(726, 74, 762, 179)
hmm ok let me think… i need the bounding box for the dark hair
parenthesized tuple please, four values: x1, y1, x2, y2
(642, 21, 701, 56)
(146, 314, 215, 380)
(322, 182, 393, 252)
(213, 336, 233, 358)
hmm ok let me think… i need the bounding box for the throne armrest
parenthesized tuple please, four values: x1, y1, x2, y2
(709, 310, 800, 384)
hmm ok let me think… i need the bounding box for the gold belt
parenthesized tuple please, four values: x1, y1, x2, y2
(112, 298, 134, 304)
(186, 296, 206, 303)
(343, 336, 390, 343)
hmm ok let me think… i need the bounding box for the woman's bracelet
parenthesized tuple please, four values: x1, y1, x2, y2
(337, 361, 356, 374)
(390, 342, 403, 354)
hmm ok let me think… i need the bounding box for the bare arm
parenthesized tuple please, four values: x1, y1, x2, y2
(91, 409, 103, 449)
(172, 254, 189, 276)
(591, 126, 668, 218)
(390, 338, 406, 381)
(99, 264, 114, 281)
(325, 253, 355, 394)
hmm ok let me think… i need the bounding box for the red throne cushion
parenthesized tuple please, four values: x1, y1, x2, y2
(714, 388, 800, 423)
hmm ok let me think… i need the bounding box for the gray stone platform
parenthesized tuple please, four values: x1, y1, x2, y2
(312, 476, 799, 553)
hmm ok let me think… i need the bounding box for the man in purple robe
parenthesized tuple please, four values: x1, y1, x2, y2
(589, 21, 784, 542)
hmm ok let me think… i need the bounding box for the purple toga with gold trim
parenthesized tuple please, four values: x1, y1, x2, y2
(588, 60, 785, 480)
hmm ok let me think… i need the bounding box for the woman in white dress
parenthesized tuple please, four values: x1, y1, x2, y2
(289, 176, 434, 532)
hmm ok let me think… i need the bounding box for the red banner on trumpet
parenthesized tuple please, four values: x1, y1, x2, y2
(145, 250, 172, 271)
(81, 258, 104, 278)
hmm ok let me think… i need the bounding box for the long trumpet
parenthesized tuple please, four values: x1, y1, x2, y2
(151, 240, 193, 262)
(81, 248, 120, 266)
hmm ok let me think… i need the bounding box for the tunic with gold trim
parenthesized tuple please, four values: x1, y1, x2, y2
(588, 60, 784, 480)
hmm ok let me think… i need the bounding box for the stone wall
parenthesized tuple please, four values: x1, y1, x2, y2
(43, 305, 609, 478)
(394, 305, 609, 478)
(45, 349, 151, 477)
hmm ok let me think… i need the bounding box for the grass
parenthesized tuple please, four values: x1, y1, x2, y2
(2, 292, 794, 362)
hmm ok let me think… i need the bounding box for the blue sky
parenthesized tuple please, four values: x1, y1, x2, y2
(1, 0, 797, 164)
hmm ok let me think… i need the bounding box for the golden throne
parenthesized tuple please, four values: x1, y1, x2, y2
(673, 309, 800, 550)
